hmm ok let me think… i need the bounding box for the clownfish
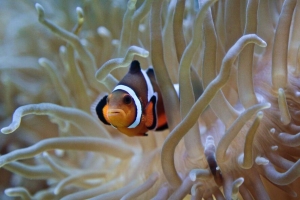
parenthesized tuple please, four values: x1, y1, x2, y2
(95, 60, 168, 137)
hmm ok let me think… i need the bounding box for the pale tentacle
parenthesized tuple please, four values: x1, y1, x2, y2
(1, 103, 110, 138)
(161, 34, 267, 188)
(272, 0, 297, 89)
(5, 187, 32, 200)
(0, 137, 133, 167)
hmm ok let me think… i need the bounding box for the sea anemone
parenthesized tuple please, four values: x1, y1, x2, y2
(1, 0, 300, 199)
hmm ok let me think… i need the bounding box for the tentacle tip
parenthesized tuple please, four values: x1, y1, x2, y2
(4, 188, 13, 196)
(35, 3, 43, 11)
(237, 153, 243, 163)
(236, 177, 244, 186)
(139, 24, 146, 32)
(206, 135, 214, 141)
(278, 87, 285, 93)
(257, 111, 264, 118)
(127, 0, 137, 10)
(141, 50, 149, 57)
(55, 149, 65, 157)
(1, 127, 12, 134)
(265, 102, 271, 108)
(97, 26, 110, 37)
(59, 45, 66, 53)
(53, 188, 60, 195)
(42, 151, 49, 157)
(277, 132, 284, 138)
(38, 57, 47, 66)
(35, 3, 45, 20)
(260, 40, 267, 47)
(271, 145, 278, 151)
(255, 157, 269, 165)
(270, 128, 276, 134)
(76, 7, 84, 18)
(189, 172, 196, 181)
(280, 117, 291, 126)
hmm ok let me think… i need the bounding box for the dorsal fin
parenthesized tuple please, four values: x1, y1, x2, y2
(146, 68, 155, 77)
(129, 60, 141, 74)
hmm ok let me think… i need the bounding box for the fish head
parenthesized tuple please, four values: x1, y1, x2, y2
(105, 90, 136, 128)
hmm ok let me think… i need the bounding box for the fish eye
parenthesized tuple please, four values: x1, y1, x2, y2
(123, 95, 132, 105)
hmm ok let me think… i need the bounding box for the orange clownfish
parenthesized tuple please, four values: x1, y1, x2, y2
(95, 60, 168, 137)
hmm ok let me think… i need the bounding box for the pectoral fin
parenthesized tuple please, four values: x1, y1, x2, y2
(95, 95, 111, 125)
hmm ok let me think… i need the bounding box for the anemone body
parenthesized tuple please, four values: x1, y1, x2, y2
(1, 0, 300, 199)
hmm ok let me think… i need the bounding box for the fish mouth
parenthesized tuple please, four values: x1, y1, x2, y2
(107, 109, 126, 118)
(107, 109, 130, 127)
